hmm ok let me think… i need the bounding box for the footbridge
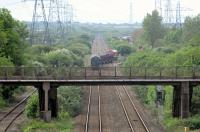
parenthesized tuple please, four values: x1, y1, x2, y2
(0, 66, 200, 120)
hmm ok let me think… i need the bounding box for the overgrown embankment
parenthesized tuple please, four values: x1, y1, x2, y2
(117, 11, 200, 132)
(20, 26, 93, 131)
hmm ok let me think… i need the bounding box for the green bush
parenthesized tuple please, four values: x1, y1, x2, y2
(25, 94, 39, 118)
(117, 44, 132, 56)
(183, 115, 200, 130)
(1, 85, 16, 100)
(68, 43, 90, 56)
(58, 86, 82, 117)
(58, 111, 70, 120)
(0, 96, 6, 108)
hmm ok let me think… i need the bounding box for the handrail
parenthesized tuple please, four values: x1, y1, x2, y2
(0, 66, 200, 80)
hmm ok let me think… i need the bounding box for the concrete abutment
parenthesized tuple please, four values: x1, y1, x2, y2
(172, 82, 192, 118)
(36, 82, 58, 121)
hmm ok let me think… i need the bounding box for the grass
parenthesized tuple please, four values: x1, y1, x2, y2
(0, 97, 6, 108)
(21, 118, 73, 132)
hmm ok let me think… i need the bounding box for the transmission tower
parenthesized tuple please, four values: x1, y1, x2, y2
(176, 1, 182, 28)
(164, 0, 174, 25)
(23, 0, 73, 44)
(27, 0, 50, 45)
(129, 0, 133, 24)
(155, 0, 162, 16)
(64, 4, 74, 33)
(175, 1, 193, 29)
(47, 0, 64, 44)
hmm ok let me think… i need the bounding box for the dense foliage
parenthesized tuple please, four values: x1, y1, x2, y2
(25, 94, 39, 118)
(58, 86, 82, 117)
(143, 10, 164, 48)
(0, 8, 28, 66)
(0, 8, 28, 101)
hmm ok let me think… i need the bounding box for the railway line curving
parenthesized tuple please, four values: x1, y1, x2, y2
(0, 89, 36, 132)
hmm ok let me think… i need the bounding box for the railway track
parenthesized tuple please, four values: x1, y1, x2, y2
(85, 86, 102, 132)
(115, 85, 150, 132)
(84, 35, 150, 131)
(0, 89, 37, 132)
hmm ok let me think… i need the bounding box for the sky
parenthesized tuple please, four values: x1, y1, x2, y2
(0, 0, 200, 23)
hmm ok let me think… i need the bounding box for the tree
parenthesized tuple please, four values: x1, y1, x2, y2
(143, 10, 164, 48)
(68, 43, 90, 56)
(44, 48, 83, 67)
(164, 29, 182, 44)
(0, 8, 28, 66)
(116, 44, 133, 56)
(183, 14, 200, 42)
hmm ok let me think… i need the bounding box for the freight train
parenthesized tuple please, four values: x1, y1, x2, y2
(91, 49, 118, 69)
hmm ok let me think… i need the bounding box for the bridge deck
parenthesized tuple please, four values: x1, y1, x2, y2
(0, 66, 200, 85)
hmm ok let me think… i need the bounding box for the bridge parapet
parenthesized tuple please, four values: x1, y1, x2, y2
(0, 66, 200, 80)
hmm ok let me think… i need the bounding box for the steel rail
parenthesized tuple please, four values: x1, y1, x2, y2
(115, 68, 150, 132)
(4, 108, 24, 132)
(0, 89, 37, 132)
(98, 86, 102, 132)
(84, 85, 102, 132)
(115, 86, 135, 132)
(123, 86, 151, 132)
(84, 86, 92, 132)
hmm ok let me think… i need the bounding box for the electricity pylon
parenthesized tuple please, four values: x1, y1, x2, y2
(47, 0, 64, 44)
(23, 0, 50, 44)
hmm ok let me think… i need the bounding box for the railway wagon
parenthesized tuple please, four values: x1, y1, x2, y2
(100, 53, 114, 64)
(107, 49, 118, 60)
(90, 49, 117, 69)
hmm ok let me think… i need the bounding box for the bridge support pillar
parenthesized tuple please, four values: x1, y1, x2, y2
(180, 82, 190, 118)
(172, 85, 181, 117)
(49, 86, 58, 118)
(38, 83, 58, 121)
(173, 82, 190, 118)
(40, 82, 51, 121)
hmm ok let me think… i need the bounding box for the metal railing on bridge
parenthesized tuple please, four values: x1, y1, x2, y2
(0, 66, 200, 80)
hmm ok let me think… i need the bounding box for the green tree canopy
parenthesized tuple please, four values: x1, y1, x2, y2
(44, 48, 83, 67)
(183, 14, 200, 42)
(68, 43, 90, 56)
(0, 57, 14, 67)
(165, 46, 200, 66)
(124, 51, 164, 67)
(143, 10, 164, 48)
(116, 44, 133, 56)
(0, 8, 28, 66)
